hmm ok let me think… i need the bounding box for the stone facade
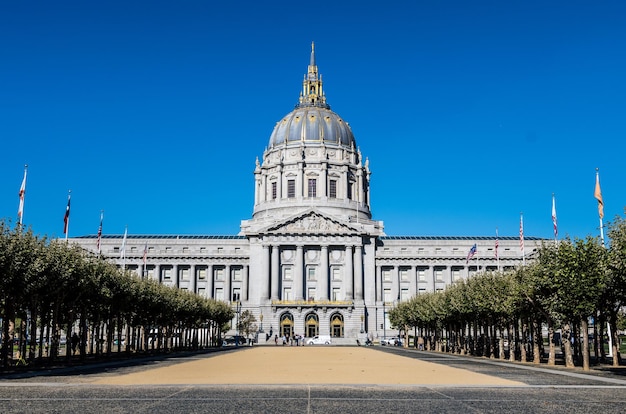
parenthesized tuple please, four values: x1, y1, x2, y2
(69, 44, 543, 344)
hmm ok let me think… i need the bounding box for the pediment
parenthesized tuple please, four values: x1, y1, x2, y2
(265, 211, 356, 235)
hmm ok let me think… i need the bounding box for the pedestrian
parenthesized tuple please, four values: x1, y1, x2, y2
(274, 335, 278, 345)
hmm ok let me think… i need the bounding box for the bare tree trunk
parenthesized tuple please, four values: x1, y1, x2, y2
(581, 319, 590, 371)
(562, 323, 574, 368)
(548, 323, 556, 366)
(532, 319, 541, 364)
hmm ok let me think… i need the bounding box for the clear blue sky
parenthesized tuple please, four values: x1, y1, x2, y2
(2, 1, 625, 241)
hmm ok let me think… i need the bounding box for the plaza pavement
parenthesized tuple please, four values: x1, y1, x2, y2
(92, 346, 523, 386)
(2, 346, 626, 413)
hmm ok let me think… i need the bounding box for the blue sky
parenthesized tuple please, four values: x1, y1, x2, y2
(1, 1, 624, 241)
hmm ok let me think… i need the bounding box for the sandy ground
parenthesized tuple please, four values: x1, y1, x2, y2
(93, 347, 524, 386)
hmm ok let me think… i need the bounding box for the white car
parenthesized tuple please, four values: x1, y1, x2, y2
(380, 337, 402, 346)
(307, 335, 331, 345)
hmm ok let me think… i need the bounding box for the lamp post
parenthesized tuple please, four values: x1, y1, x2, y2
(233, 293, 242, 347)
(383, 301, 386, 340)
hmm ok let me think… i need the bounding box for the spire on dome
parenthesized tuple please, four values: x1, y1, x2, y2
(297, 42, 329, 109)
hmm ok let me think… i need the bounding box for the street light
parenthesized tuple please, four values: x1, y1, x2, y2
(233, 293, 242, 347)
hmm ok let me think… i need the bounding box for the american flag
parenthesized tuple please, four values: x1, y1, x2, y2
(466, 244, 477, 264)
(96, 211, 103, 254)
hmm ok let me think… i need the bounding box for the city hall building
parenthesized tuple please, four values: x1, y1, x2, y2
(70, 44, 542, 344)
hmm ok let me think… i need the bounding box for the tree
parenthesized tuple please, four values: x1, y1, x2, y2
(237, 310, 257, 341)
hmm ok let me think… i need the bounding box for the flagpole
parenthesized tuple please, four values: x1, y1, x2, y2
(96, 210, 104, 255)
(496, 227, 500, 272)
(17, 164, 28, 227)
(121, 225, 128, 271)
(520, 212, 525, 266)
(552, 193, 558, 246)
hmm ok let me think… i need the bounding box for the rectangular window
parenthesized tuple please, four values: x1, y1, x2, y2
(452, 268, 462, 282)
(332, 287, 341, 301)
(272, 181, 277, 199)
(215, 288, 224, 301)
(197, 287, 206, 297)
(197, 266, 207, 280)
(307, 287, 316, 301)
(146, 265, 155, 279)
(307, 267, 316, 280)
(283, 267, 292, 280)
(182, 247, 189, 253)
(417, 268, 427, 282)
(215, 268, 224, 281)
(332, 267, 341, 280)
(200, 247, 207, 253)
(233, 267, 242, 281)
(347, 182, 353, 200)
(162, 266, 172, 280)
(400, 288, 409, 301)
(435, 268, 445, 282)
(232, 288, 241, 302)
(382, 268, 392, 282)
(180, 267, 190, 281)
(287, 179, 296, 198)
(283, 287, 292, 301)
(329, 180, 337, 198)
(400, 268, 409, 281)
(308, 178, 317, 197)
(383, 288, 392, 303)
(130, 247, 137, 253)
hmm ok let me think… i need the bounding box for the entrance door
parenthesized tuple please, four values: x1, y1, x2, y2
(305, 313, 319, 338)
(330, 313, 344, 338)
(280, 313, 294, 338)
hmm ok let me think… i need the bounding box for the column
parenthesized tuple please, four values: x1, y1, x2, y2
(319, 245, 329, 300)
(354, 245, 363, 300)
(259, 246, 269, 300)
(190, 264, 196, 294)
(271, 245, 280, 300)
(155, 264, 161, 283)
(375, 265, 382, 302)
(224, 264, 231, 301)
(344, 245, 353, 300)
(277, 165, 283, 199)
(295, 245, 304, 300)
(207, 264, 213, 298)
(410, 265, 417, 297)
(321, 163, 327, 199)
(242, 265, 249, 301)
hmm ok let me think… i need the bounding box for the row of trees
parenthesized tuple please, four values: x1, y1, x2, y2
(0, 220, 235, 368)
(389, 217, 626, 371)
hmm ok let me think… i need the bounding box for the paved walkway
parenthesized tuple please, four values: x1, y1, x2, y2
(92, 346, 523, 386)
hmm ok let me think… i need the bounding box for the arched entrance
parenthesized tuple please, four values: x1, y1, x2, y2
(330, 312, 344, 338)
(305, 312, 319, 338)
(280, 312, 294, 338)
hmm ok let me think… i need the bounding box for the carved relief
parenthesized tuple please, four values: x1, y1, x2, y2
(270, 213, 352, 235)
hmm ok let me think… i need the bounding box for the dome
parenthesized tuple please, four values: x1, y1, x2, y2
(268, 106, 355, 149)
(267, 42, 356, 150)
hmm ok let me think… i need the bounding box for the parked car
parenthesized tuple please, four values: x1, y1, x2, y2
(380, 337, 402, 346)
(222, 335, 247, 346)
(307, 335, 331, 345)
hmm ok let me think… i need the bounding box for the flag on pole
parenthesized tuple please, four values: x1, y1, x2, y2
(495, 228, 499, 259)
(594, 170, 604, 219)
(519, 213, 524, 257)
(120, 226, 127, 260)
(17, 165, 27, 225)
(466, 244, 477, 264)
(552, 194, 558, 240)
(142, 241, 148, 266)
(96, 211, 103, 254)
(63, 192, 71, 234)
